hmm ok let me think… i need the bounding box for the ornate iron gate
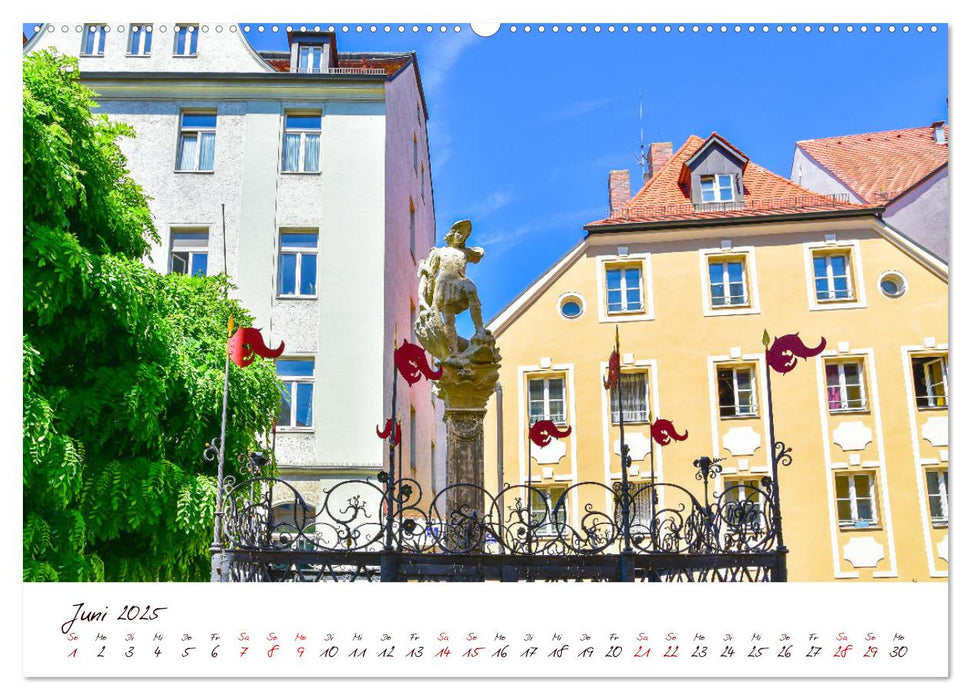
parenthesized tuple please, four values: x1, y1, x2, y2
(210, 453, 788, 582)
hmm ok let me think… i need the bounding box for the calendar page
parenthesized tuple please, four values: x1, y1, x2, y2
(18, 1, 956, 690)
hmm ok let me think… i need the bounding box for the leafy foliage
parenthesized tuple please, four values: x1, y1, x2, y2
(23, 51, 281, 581)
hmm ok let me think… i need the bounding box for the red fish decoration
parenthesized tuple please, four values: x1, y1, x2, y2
(529, 420, 572, 448)
(376, 418, 402, 446)
(766, 332, 827, 374)
(651, 418, 688, 446)
(603, 350, 620, 390)
(394, 339, 443, 386)
(228, 327, 285, 368)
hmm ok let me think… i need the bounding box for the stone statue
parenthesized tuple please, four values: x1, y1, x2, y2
(416, 220, 501, 377)
(415, 220, 501, 537)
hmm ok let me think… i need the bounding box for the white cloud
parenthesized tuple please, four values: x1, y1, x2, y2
(466, 189, 514, 220)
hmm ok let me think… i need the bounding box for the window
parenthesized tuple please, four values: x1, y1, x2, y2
(528, 376, 566, 424)
(530, 487, 568, 536)
(297, 45, 323, 73)
(610, 372, 649, 423)
(879, 271, 907, 298)
(281, 114, 321, 173)
(174, 24, 199, 57)
(413, 133, 418, 174)
(82, 25, 106, 56)
(835, 473, 878, 528)
(708, 257, 748, 307)
(912, 355, 948, 409)
(926, 469, 948, 526)
(277, 232, 318, 297)
(409, 200, 416, 255)
(559, 294, 584, 319)
(176, 112, 216, 172)
(410, 407, 417, 469)
(723, 478, 764, 528)
(605, 264, 643, 314)
(630, 484, 655, 527)
(717, 366, 757, 418)
(825, 360, 867, 412)
(277, 359, 315, 428)
(169, 230, 208, 276)
(812, 251, 854, 301)
(128, 24, 152, 55)
(700, 174, 734, 203)
(420, 162, 426, 200)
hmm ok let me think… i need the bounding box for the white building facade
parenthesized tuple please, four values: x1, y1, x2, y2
(25, 23, 445, 520)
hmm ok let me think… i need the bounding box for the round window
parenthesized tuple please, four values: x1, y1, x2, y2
(878, 271, 907, 298)
(559, 294, 585, 319)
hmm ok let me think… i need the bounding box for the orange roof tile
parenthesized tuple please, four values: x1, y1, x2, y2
(589, 133, 866, 227)
(797, 125, 948, 205)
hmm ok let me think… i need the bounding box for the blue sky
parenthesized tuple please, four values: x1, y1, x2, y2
(24, 22, 948, 334)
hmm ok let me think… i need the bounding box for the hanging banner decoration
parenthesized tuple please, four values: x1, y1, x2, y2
(529, 420, 573, 448)
(765, 332, 827, 374)
(227, 327, 285, 368)
(376, 418, 402, 446)
(650, 418, 688, 446)
(394, 339, 443, 386)
(603, 349, 621, 390)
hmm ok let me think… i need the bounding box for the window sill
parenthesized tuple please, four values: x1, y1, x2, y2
(276, 427, 315, 434)
(719, 413, 760, 421)
(125, 53, 152, 58)
(174, 169, 214, 174)
(838, 523, 881, 531)
(172, 54, 199, 58)
(80, 53, 105, 58)
(916, 405, 949, 412)
(828, 407, 869, 415)
(277, 294, 319, 301)
(606, 308, 646, 316)
(280, 170, 322, 176)
(931, 521, 949, 529)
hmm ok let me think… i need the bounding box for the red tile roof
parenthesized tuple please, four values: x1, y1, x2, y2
(589, 133, 866, 227)
(797, 125, 948, 205)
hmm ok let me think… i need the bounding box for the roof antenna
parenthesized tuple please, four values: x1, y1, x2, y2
(634, 89, 649, 183)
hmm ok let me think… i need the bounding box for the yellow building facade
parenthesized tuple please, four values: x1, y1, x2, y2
(483, 134, 948, 582)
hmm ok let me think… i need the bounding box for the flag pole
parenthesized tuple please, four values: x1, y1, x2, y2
(527, 419, 533, 553)
(763, 330, 785, 551)
(648, 410, 657, 525)
(615, 326, 632, 554)
(384, 325, 399, 552)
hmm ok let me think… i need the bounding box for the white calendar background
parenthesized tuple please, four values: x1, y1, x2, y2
(22, 582, 947, 678)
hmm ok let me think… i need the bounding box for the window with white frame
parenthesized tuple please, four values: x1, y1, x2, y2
(700, 174, 735, 203)
(812, 250, 855, 301)
(528, 376, 566, 424)
(717, 366, 757, 418)
(277, 231, 318, 297)
(128, 24, 152, 55)
(723, 477, 764, 528)
(835, 473, 878, 528)
(605, 264, 644, 314)
(277, 358, 315, 428)
(530, 487, 568, 536)
(169, 230, 208, 276)
(825, 360, 867, 412)
(176, 112, 216, 172)
(708, 257, 748, 307)
(912, 355, 948, 409)
(281, 113, 321, 172)
(173, 24, 199, 57)
(610, 372, 649, 423)
(297, 45, 323, 73)
(926, 469, 948, 526)
(82, 24, 107, 56)
(630, 484, 655, 527)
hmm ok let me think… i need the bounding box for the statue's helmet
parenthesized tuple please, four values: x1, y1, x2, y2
(446, 219, 473, 244)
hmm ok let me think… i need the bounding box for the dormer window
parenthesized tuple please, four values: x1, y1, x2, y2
(298, 45, 323, 73)
(700, 174, 735, 203)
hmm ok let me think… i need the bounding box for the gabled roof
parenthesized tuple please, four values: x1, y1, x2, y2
(796, 125, 948, 205)
(589, 133, 867, 228)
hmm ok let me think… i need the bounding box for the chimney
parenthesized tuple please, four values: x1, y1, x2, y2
(647, 142, 673, 181)
(932, 120, 947, 144)
(608, 170, 630, 216)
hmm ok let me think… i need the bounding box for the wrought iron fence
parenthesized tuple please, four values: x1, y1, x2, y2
(211, 455, 788, 582)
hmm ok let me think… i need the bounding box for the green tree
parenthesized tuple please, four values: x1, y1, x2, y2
(23, 50, 282, 581)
